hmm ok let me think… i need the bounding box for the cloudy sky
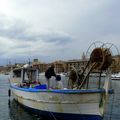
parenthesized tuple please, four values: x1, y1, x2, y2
(0, 0, 120, 65)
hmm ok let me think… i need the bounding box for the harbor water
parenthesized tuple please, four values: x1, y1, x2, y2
(0, 74, 120, 120)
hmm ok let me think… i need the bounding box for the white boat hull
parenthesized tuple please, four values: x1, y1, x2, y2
(10, 85, 105, 120)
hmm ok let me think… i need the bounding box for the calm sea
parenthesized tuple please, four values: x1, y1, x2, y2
(0, 74, 120, 120)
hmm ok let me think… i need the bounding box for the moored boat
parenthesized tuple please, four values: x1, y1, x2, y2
(111, 72, 120, 80)
(9, 42, 115, 120)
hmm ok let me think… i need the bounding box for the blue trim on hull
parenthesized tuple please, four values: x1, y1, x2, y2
(10, 84, 114, 94)
(15, 99, 103, 120)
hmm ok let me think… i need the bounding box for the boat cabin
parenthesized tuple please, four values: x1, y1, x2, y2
(10, 67, 40, 87)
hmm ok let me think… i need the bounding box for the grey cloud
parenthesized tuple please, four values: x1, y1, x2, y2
(38, 32, 72, 45)
(73, 1, 120, 38)
(1, 0, 120, 65)
(0, 15, 72, 45)
(0, 18, 33, 41)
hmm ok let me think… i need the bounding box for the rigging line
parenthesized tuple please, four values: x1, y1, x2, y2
(46, 105, 58, 120)
(69, 94, 86, 120)
(50, 112, 58, 120)
(43, 95, 58, 120)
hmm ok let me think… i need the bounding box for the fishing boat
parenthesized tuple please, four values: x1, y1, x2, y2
(111, 72, 120, 80)
(9, 42, 115, 120)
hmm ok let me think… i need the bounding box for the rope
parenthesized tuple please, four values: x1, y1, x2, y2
(42, 93, 58, 120)
(49, 112, 58, 120)
(69, 95, 86, 120)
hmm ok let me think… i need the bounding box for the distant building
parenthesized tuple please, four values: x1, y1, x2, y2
(110, 55, 120, 73)
(52, 61, 66, 73)
(33, 59, 39, 62)
(81, 52, 86, 60)
(32, 60, 47, 72)
(31, 55, 120, 74)
(32, 57, 88, 73)
(65, 59, 88, 72)
(0, 66, 6, 72)
(15, 63, 25, 67)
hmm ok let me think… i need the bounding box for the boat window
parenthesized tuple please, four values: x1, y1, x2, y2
(24, 69, 37, 83)
(13, 70, 21, 77)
